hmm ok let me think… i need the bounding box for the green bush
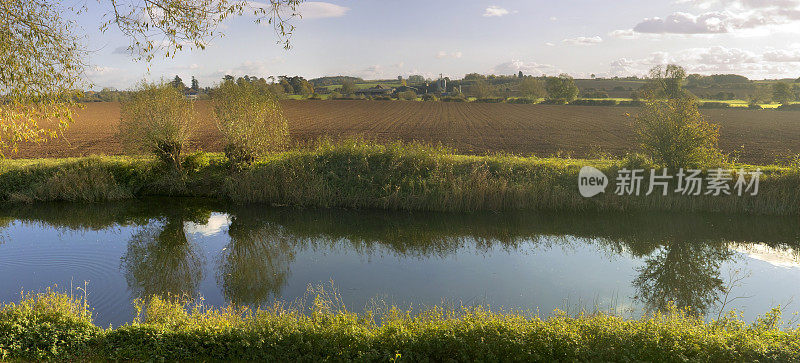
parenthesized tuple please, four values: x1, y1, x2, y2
(569, 99, 618, 106)
(441, 96, 466, 102)
(212, 78, 289, 167)
(3, 289, 800, 361)
(473, 97, 505, 103)
(506, 97, 536, 104)
(699, 101, 731, 109)
(182, 151, 211, 172)
(633, 99, 725, 169)
(396, 90, 417, 100)
(118, 81, 193, 170)
(540, 98, 567, 105)
(617, 100, 645, 107)
(0, 288, 98, 361)
(777, 103, 800, 111)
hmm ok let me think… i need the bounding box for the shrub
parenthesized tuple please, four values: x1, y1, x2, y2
(748, 103, 763, 110)
(507, 98, 536, 104)
(182, 151, 211, 172)
(118, 81, 193, 170)
(474, 97, 504, 103)
(777, 103, 800, 111)
(545, 74, 579, 101)
(397, 90, 417, 100)
(698, 101, 731, 109)
(540, 98, 567, 105)
(583, 90, 609, 98)
(212, 79, 289, 167)
(441, 96, 466, 102)
(569, 99, 618, 106)
(421, 94, 438, 101)
(373, 96, 392, 101)
(0, 288, 97, 361)
(633, 98, 725, 169)
(618, 100, 645, 107)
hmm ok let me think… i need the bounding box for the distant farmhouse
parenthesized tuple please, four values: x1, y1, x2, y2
(354, 85, 395, 97)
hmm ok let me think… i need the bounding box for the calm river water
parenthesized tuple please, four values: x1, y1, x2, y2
(1, 198, 799, 327)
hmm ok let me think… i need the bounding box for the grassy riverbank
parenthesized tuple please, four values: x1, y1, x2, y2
(2, 288, 799, 361)
(1, 140, 798, 214)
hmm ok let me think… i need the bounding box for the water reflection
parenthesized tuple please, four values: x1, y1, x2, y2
(217, 210, 296, 305)
(633, 242, 733, 315)
(0, 198, 798, 318)
(120, 206, 211, 299)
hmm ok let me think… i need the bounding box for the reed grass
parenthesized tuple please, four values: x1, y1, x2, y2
(0, 139, 797, 214)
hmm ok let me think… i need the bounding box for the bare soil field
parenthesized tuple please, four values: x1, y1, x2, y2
(12, 100, 800, 164)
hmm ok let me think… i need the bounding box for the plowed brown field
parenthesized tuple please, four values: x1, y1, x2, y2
(12, 100, 800, 164)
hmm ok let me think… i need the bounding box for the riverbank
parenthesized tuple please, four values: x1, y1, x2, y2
(2, 288, 799, 361)
(1, 140, 798, 214)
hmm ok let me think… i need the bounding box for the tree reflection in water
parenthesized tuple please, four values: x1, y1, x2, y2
(217, 212, 297, 306)
(120, 207, 211, 299)
(632, 241, 733, 316)
(1, 200, 796, 317)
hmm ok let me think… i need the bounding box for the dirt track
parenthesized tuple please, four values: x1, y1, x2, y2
(12, 100, 800, 164)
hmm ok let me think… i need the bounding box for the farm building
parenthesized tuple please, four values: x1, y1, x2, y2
(354, 85, 395, 97)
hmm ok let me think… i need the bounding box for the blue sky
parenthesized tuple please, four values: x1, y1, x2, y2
(75, 0, 800, 89)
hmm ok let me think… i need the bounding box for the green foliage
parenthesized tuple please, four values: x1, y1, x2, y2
(633, 98, 725, 169)
(645, 64, 691, 99)
(467, 79, 493, 98)
(545, 74, 579, 101)
(569, 99, 617, 106)
(772, 82, 796, 104)
(0, 0, 84, 158)
(396, 90, 417, 100)
(0, 142, 798, 214)
(212, 78, 289, 167)
(3, 288, 800, 361)
(0, 288, 97, 361)
(119, 81, 193, 170)
(182, 151, 211, 172)
(518, 77, 546, 99)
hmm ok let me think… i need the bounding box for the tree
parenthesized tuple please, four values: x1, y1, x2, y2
(545, 74, 579, 101)
(469, 79, 492, 98)
(1, 0, 301, 157)
(518, 78, 546, 99)
(633, 66, 724, 169)
(644, 64, 689, 100)
(340, 79, 356, 95)
(212, 77, 289, 167)
(190, 77, 200, 93)
(518, 71, 523, 79)
(407, 75, 425, 84)
(172, 75, 186, 91)
(118, 81, 193, 170)
(0, 0, 84, 157)
(772, 82, 795, 104)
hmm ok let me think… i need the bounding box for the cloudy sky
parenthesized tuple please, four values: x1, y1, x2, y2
(77, 0, 800, 89)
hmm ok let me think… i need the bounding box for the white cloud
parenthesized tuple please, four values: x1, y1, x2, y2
(763, 49, 800, 62)
(436, 50, 462, 59)
(544, 42, 555, 46)
(631, 1, 800, 35)
(490, 60, 559, 76)
(185, 214, 231, 237)
(483, 6, 515, 17)
(608, 29, 637, 39)
(562, 36, 603, 45)
(608, 46, 796, 79)
(633, 12, 729, 34)
(298, 1, 349, 19)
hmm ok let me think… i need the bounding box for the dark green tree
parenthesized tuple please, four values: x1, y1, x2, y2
(545, 74, 579, 101)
